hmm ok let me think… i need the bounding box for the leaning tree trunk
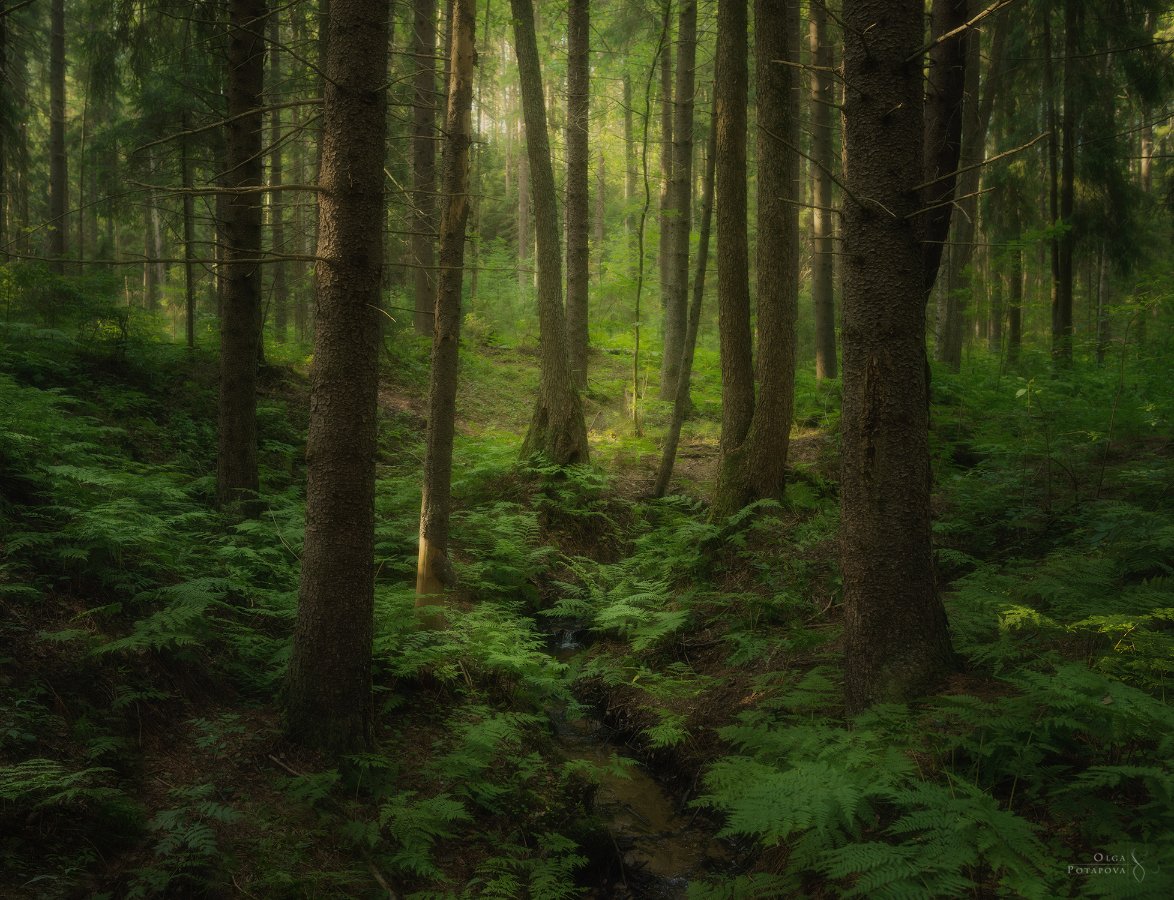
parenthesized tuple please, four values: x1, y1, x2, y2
(660, 0, 697, 401)
(416, 0, 475, 603)
(287, 0, 391, 755)
(565, 0, 590, 390)
(654, 85, 717, 498)
(48, 0, 67, 274)
(510, 0, 589, 464)
(841, 0, 955, 713)
(412, 0, 438, 335)
(713, 0, 800, 519)
(216, 0, 267, 514)
(713, 0, 753, 510)
(809, 0, 837, 381)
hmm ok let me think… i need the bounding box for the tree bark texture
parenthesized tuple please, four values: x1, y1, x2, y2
(841, 0, 954, 712)
(510, 0, 589, 465)
(412, 0, 439, 335)
(921, 0, 968, 296)
(714, 0, 800, 519)
(48, 0, 67, 273)
(565, 0, 590, 390)
(417, 0, 475, 602)
(660, 0, 696, 401)
(654, 87, 716, 498)
(657, 29, 674, 356)
(287, 0, 390, 755)
(216, 0, 266, 514)
(1054, 0, 1077, 364)
(809, 0, 837, 381)
(714, 0, 753, 477)
(269, 10, 288, 343)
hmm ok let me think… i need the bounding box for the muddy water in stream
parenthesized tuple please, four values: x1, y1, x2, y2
(551, 631, 728, 898)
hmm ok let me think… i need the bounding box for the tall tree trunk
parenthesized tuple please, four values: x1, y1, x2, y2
(1007, 203, 1023, 363)
(595, 149, 606, 285)
(809, 0, 837, 381)
(660, 0, 696, 401)
(841, 0, 954, 712)
(216, 0, 267, 514)
(269, 10, 288, 343)
(565, 0, 590, 390)
(412, 0, 438, 335)
(713, 0, 800, 518)
(417, 0, 475, 603)
(48, 0, 67, 274)
(182, 121, 197, 349)
(517, 121, 531, 294)
(922, 0, 968, 296)
(469, 0, 490, 308)
(714, 0, 753, 505)
(1095, 242, 1110, 365)
(0, 6, 7, 259)
(623, 71, 635, 233)
(655, 85, 716, 498)
(1054, 0, 1076, 364)
(287, 0, 390, 755)
(657, 10, 680, 397)
(511, 0, 589, 464)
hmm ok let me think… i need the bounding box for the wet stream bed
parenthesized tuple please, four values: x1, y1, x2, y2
(547, 628, 729, 898)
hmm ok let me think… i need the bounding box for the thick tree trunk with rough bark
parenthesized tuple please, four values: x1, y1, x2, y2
(417, 0, 475, 603)
(841, 0, 954, 713)
(660, 0, 696, 401)
(412, 0, 438, 335)
(713, 0, 800, 519)
(714, 0, 753, 501)
(809, 1, 837, 381)
(565, 0, 590, 390)
(287, 0, 390, 755)
(1054, 0, 1076, 364)
(216, 0, 266, 514)
(511, 0, 589, 465)
(48, 0, 66, 273)
(654, 88, 716, 498)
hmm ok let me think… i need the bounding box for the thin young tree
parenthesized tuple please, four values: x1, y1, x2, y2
(565, 0, 590, 390)
(287, 0, 391, 753)
(654, 81, 717, 497)
(510, 0, 589, 464)
(416, 0, 476, 602)
(840, 0, 955, 712)
(216, 0, 266, 514)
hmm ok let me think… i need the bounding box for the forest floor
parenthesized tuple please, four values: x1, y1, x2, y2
(2, 320, 1172, 898)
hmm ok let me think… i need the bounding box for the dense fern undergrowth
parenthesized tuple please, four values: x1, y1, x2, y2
(1, 304, 1172, 898)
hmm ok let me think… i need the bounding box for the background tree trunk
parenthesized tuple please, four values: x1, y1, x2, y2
(565, 0, 590, 390)
(48, 0, 67, 273)
(655, 85, 716, 498)
(809, 0, 837, 381)
(412, 0, 439, 335)
(216, 0, 267, 514)
(713, 0, 753, 509)
(287, 0, 390, 755)
(657, 25, 674, 361)
(841, 0, 954, 713)
(713, 0, 800, 518)
(660, 0, 696, 401)
(1054, 0, 1077, 364)
(417, 0, 475, 604)
(269, 10, 287, 344)
(511, 0, 589, 465)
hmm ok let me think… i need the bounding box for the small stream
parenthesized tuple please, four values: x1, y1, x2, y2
(548, 629, 728, 898)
